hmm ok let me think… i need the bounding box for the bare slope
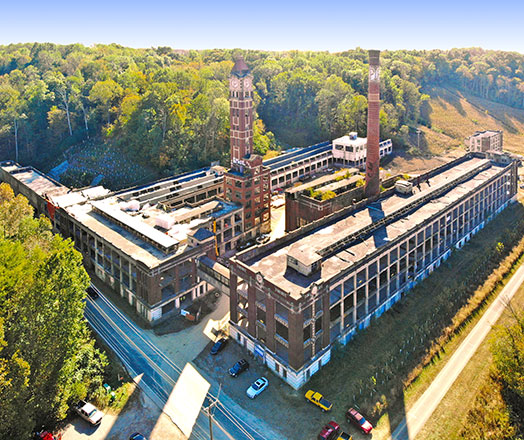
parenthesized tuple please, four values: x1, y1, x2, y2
(422, 87, 524, 155)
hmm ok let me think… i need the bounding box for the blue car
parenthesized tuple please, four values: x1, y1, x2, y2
(210, 337, 228, 355)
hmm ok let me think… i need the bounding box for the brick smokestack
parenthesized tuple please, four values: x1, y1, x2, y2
(364, 50, 381, 198)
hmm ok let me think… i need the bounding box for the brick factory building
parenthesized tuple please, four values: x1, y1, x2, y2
(0, 163, 242, 322)
(229, 152, 518, 388)
(285, 170, 404, 232)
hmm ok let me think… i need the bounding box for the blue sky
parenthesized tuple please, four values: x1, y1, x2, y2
(1, 0, 523, 52)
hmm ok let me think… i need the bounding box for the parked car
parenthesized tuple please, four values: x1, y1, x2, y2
(318, 421, 340, 440)
(336, 433, 352, 440)
(256, 234, 270, 245)
(238, 239, 256, 251)
(86, 286, 99, 299)
(210, 337, 228, 355)
(74, 400, 103, 426)
(305, 390, 333, 412)
(229, 359, 249, 377)
(129, 433, 147, 440)
(34, 430, 57, 440)
(246, 377, 268, 398)
(346, 407, 373, 434)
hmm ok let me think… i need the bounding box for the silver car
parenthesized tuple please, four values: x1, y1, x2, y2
(246, 377, 268, 399)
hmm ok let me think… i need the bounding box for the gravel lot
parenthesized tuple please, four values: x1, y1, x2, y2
(193, 338, 372, 440)
(61, 383, 186, 440)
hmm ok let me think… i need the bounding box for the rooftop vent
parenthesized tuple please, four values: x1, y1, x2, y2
(287, 243, 322, 276)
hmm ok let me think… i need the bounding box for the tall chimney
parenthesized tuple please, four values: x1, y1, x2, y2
(364, 50, 381, 198)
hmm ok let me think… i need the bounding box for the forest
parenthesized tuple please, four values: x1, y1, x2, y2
(0, 183, 109, 439)
(1, 44, 524, 180)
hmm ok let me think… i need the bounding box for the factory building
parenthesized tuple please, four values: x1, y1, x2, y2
(284, 170, 407, 232)
(0, 162, 242, 322)
(265, 142, 334, 191)
(229, 152, 518, 388)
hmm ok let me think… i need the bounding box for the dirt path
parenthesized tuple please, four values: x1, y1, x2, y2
(390, 258, 524, 440)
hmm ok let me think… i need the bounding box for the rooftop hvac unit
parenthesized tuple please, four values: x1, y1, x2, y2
(120, 199, 140, 211)
(119, 200, 139, 211)
(395, 180, 413, 195)
(155, 213, 175, 230)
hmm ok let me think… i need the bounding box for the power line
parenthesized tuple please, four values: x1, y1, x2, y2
(204, 385, 222, 440)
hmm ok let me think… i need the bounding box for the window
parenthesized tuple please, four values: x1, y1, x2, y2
(344, 293, 354, 311)
(315, 317, 322, 334)
(303, 325, 311, 342)
(357, 269, 367, 287)
(357, 286, 366, 304)
(303, 305, 312, 322)
(276, 321, 288, 341)
(257, 307, 266, 325)
(343, 276, 355, 295)
(330, 303, 341, 322)
(330, 284, 342, 305)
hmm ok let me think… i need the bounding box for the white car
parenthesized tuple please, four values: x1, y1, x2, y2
(246, 377, 268, 398)
(74, 400, 103, 425)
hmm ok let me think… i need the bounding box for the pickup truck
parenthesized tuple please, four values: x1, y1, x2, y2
(74, 400, 103, 426)
(305, 390, 333, 412)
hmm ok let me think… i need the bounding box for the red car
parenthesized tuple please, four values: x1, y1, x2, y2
(346, 407, 373, 434)
(318, 421, 340, 440)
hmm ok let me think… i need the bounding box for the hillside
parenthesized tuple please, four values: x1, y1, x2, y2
(422, 87, 524, 155)
(1, 44, 524, 188)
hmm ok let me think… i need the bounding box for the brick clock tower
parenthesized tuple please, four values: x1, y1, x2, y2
(224, 57, 271, 238)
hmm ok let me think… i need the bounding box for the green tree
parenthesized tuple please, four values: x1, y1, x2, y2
(0, 183, 107, 437)
(89, 79, 123, 126)
(0, 81, 26, 161)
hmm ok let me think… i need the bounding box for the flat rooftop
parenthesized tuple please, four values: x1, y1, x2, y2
(1, 163, 68, 198)
(66, 194, 239, 269)
(286, 168, 360, 195)
(114, 166, 224, 207)
(263, 142, 332, 171)
(242, 156, 505, 298)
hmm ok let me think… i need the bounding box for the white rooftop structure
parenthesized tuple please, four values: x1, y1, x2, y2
(332, 133, 392, 168)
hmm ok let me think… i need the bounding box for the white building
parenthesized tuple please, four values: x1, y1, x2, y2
(332, 132, 393, 168)
(465, 130, 503, 153)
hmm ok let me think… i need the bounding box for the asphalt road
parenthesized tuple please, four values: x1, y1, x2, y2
(85, 286, 269, 440)
(390, 257, 524, 440)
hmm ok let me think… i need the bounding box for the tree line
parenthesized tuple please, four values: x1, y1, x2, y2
(0, 183, 107, 438)
(0, 44, 523, 175)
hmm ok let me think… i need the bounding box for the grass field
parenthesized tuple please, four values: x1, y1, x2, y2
(415, 279, 524, 440)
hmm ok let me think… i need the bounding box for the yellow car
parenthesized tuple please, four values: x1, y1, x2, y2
(336, 433, 352, 440)
(305, 390, 333, 412)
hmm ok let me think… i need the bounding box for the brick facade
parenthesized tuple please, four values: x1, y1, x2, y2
(224, 57, 271, 237)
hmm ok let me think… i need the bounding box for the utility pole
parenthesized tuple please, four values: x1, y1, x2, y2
(416, 128, 421, 150)
(205, 384, 221, 440)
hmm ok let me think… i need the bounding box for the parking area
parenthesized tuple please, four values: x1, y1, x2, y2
(61, 383, 185, 440)
(193, 337, 372, 440)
